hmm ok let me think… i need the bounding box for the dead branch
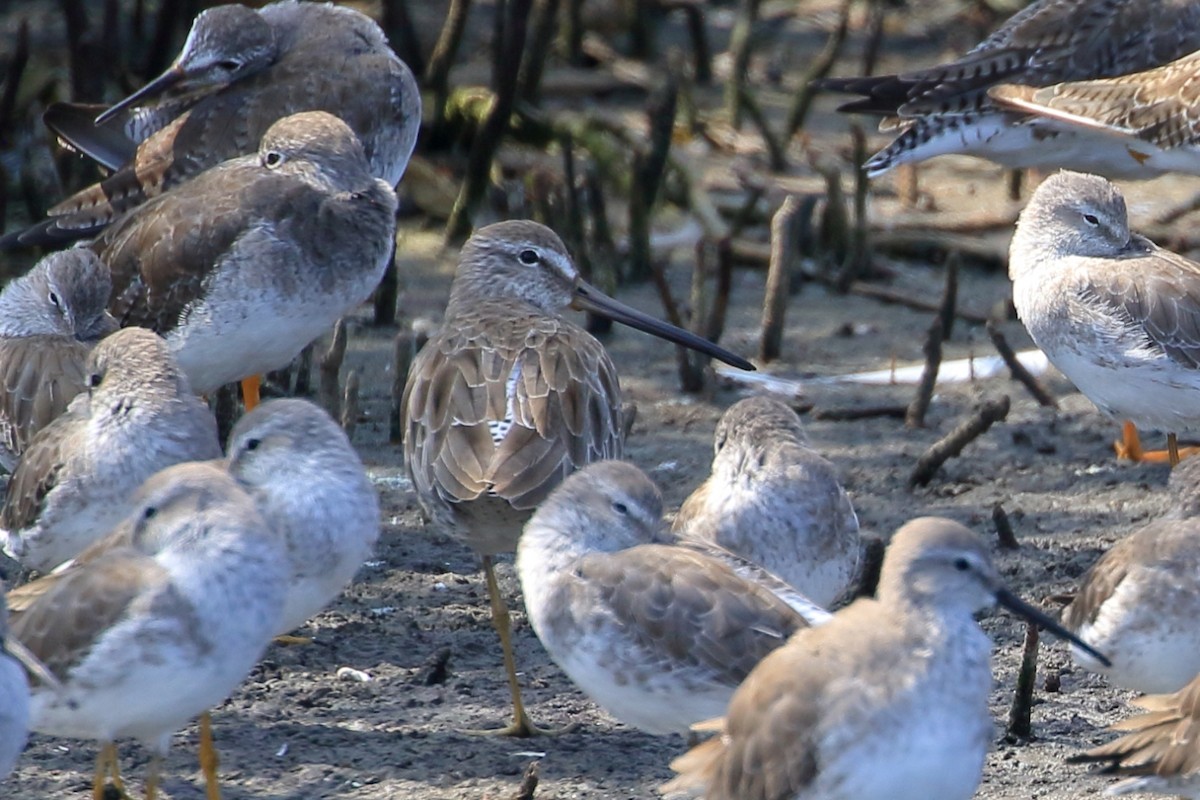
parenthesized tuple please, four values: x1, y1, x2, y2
(319, 319, 348, 418)
(909, 395, 1011, 487)
(1006, 623, 1039, 741)
(341, 370, 360, 439)
(993, 503, 1019, 550)
(906, 318, 943, 429)
(986, 321, 1058, 408)
(787, 0, 851, 140)
(760, 195, 803, 362)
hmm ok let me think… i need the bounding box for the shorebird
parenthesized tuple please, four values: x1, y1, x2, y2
(517, 460, 825, 736)
(225, 398, 379, 638)
(0, 585, 30, 781)
(1071, 673, 1200, 797)
(9, 461, 286, 800)
(0, 248, 116, 472)
(1010, 170, 1200, 465)
(663, 517, 1110, 800)
(1, 327, 222, 572)
(816, 0, 1200, 177)
(402, 219, 754, 737)
(1061, 457, 1200, 693)
(671, 395, 861, 608)
(86, 111, 397, 403)
(989, 49, 1200, 177)
(1, 0, 419, 249)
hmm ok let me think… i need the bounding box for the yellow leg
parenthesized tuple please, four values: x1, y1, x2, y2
(467, 556, 571, 738)
(240, 375, 262, 412)
(145, 755, 161, 800)
(92, 743, 128, 800)
(92, 747, 107, 800)
(199, 711, 222, 800)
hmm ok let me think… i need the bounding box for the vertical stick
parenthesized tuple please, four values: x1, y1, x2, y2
(760, 196, 802, 362)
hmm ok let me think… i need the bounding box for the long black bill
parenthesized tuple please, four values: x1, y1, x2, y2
(994, 587, 1111, 667)
(95, 65, 187, 125)
(574, 282, 754, 371)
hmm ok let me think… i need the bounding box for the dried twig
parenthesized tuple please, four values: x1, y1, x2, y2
(993, 503, 1019, 550)
(810, 404, 907, 421)
(390, 330, 418, 443)
(787, 0, 851, 140)
(906, 319, 943, 429)
(725, 0, 763, 128)
(508, 761, 540, 800)
(909, 396, 1010, 487)
(986, 321, 1058, 408)
(760, 196, 802, 362)
(628, 76, 679, 281)
(445, 0, 533, 242)
(341, 370, 360, 439)
(319, 319, 348, 418)
(939, 253, 960, 341)
(1006, 623, 1039, 741)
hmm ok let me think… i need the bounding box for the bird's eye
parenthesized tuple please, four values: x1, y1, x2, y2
(217, 59, 242, 72)
(143, 505, 158, 521)
(264, 151, 283, 168)
(953, 557, 970, 572)
(88, 372, 102, 388)
(1083, 213, 1100, 226)
(612, 501, 629, 515)
(48, 291, 61, 309)
(244, 438, 262, 452)
(518, 249, 539, 265)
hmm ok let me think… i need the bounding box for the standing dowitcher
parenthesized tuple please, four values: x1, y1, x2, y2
(402, 220, 753, 736)
(672, 396, 861, 607)
(9, 462, 286, 800)
(1, 327, 221, 572)
(990, 49, 1200, 177)
(1010, 170, 1200, 464)
(225, 398, 379, 638)
(1061, 457, 1200, 693)
(816, 0, 1200, 176)
(0, 248, 116, 472)
(2, 0, 418, 249)
(517, 460, 823, 736)
(663, 517, 1110, 800)
(87, 111, 397, 399)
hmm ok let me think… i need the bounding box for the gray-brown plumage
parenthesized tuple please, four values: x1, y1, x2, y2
(1010, 170, 1200, 463)
(1061, 458, 1200, 693)
(517, 460, 822, 735)
(672, 396, 861, 608)
(402, 219, 752, 737)
(0, 249, 116, 471)
(85, 111, 397, 395)
(989, 49, 1200, 175)
(1, 327, 221, 572)
(1070, 674, 1200, 797)
(3, 0, 418, 249)
(664, 518, 1110, 800)
(8, 462, 287, 800)
(816, 0, 1200, 176)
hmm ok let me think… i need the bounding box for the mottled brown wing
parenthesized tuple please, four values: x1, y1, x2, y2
(1084, 246, 1200, 369)
(9, 550, 169, 682)
(990, 51, 1200, 148)
(822, 0, 1200, 118)
(403, 308, 623, 516)
(94, 158, 313, 334)
(578, 544, 803, 685)
(665, 641, 824, 800)
(0, 337, 91, 462)
(0, 410, 78, 532)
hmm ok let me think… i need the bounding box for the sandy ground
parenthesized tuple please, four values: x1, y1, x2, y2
(6, 0, 1200, 798)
